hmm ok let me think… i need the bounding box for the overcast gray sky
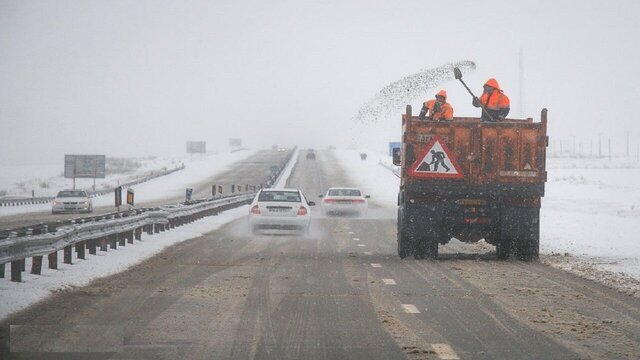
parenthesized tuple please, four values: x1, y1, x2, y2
(2, 0, 640, 165)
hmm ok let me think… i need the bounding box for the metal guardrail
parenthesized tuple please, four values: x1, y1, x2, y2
(0, 164, 186, 207)
(0, 148, 297, 282)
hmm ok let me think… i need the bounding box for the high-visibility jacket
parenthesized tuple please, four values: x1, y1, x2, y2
(423, 100, 453, 121)
(476, 78, 510, 121)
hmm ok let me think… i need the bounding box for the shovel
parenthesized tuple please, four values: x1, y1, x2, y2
(453, 67, 496, 122)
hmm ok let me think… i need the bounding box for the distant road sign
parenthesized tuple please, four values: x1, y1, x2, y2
(64, 155, 106, 179)
(186, 141, 206, 154)
(126, 189, 134, 206)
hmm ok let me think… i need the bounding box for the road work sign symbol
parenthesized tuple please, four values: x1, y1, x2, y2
(408, 136, 464, 179)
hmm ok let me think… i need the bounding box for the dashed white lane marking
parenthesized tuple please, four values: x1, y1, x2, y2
(431, 343, 460, 359)
(352, 237, 360, 241)
(363, 251, 373, 255)
(357, 244, 366, 247)
(348, 231, 355, 234)
(382, 278, 396, 285)
(402, 304, 420, 313)
(370, 263, 382, 268)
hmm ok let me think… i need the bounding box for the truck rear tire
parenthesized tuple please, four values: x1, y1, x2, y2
(414, 237, 438, 259)
(499, 207, 540, 261)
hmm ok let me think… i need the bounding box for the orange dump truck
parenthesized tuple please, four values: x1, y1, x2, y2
(392, 106, 548, 260)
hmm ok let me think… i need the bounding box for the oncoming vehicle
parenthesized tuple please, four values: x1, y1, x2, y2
(249, 188, 315, 234)
(51, 190, 93, 214)
(306, 150, 316, 160)
(320, 187, 369, 216)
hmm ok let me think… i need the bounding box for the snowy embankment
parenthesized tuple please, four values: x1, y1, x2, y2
(333, 149, 640, 293)
(0, 150, 256, 217)
(0, 149, 299, 321)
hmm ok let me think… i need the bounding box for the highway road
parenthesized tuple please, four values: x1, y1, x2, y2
(1, 150, 639, 359)
(0, 150, 291, 231)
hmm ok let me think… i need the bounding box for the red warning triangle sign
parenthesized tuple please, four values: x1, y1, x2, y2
(408, 136, 464, 179)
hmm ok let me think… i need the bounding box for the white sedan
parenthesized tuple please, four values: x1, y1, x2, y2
(51, 190, 93, 214)
(320, 187, 369, 216)
(249, 188, 315, 234)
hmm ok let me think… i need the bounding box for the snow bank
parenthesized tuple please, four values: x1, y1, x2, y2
(0, 206, 249, 321)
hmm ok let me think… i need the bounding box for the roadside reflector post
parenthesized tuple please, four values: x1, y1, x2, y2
(115, 186, 122, 213)
(31, 256, 43, 275)
(63, 245, 72, 264)
(218, 185, 223, 195)
(11, 260, 23, 282)
(126, 188, 134, 207)
(109, 234, 117, 249)
(231, 184, 235, 193)
(48, 251, 58, 269)
(76, 241, 85, 259)
(212, 185, 216, 197)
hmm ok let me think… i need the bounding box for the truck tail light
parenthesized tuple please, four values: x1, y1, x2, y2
(250, 205, 261, 215)
(352, 199, 365, 203)
(297, 206, 308, 216)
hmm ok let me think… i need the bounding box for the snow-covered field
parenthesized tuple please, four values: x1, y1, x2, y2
(0, 150, 256, 216)
(333, 149, 640, 293)
(0, 156, 185, 198)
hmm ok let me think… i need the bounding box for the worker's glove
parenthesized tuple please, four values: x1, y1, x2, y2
(472, 97, 480, 107)
(433, 102, 442, 113)
(496, 115, 505, 121)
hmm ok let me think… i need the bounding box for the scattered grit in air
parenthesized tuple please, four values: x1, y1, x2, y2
(353, 60, 476, 124)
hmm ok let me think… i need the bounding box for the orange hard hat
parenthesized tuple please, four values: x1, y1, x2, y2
(484, 78, 500, 90)
(435, 90, 447, 100)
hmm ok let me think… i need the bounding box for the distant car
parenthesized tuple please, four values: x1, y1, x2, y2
(51, 190, 93, 214)
(306, 150, 316, 160)
(320, 187, 369, 216)
(249, 188, 315, 234)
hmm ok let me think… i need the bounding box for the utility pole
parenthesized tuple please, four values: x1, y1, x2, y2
(626, 131, 630, 157)
(598, 133, 602, 158)
(519, 48, 525, 118)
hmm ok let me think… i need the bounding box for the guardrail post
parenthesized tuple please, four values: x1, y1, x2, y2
(118, 233, 126, 246)
(127, 230, 134, 244)
(0, 263, 4, 278)
(135, 227, 142, 240)
(48, 251, 57, 269)
(31, 256, 43, 275)
(159, 223, 165, 232)
(11, 260, 23, 282)
(154, 224, 160, 234)
(109, 234, 117, 249)
(100, 237, 108, 251)
(63, 246, 72, 264)
(76, 241, 86, 260)
(145, 224, 153, 235)
(21, 258, 25, 272)
(88, 239, 97, 255)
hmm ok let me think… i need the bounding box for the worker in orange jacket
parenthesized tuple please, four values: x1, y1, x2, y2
(472, 78, 510, 122)
(419, 90, 454, 121)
